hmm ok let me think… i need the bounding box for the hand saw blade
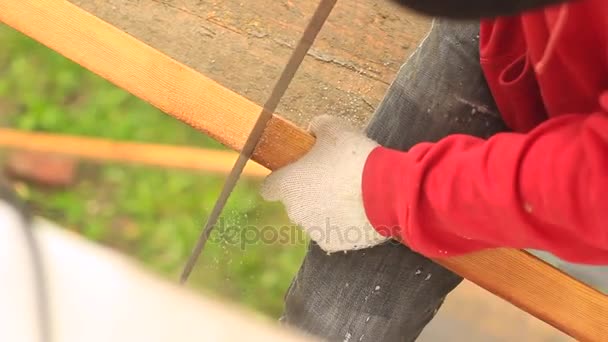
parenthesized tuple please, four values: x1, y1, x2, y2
(180, 0, 338, 284)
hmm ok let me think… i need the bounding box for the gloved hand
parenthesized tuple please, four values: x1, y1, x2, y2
(260, 115, 389, 252)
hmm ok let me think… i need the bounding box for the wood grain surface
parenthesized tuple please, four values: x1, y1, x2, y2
(69, 0, 429, 128)
(1, 0, 606, 340)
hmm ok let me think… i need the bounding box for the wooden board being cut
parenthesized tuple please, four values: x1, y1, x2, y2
(1, 1, 607, 341)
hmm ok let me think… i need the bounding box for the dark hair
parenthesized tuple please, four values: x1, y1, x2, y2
(391, 0, 570, 19)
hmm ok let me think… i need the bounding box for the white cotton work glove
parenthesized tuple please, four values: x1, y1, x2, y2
(260, 115, 388, 253)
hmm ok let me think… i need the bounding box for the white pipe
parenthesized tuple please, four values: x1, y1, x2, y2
(0, 200, 313, 342)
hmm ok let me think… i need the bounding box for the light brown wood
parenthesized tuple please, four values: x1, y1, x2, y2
(439, 250, 607, 341)
(0, 128, 268, 177)
(1, 0, 606, 340)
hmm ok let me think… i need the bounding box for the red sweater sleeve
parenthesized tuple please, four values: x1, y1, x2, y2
(362, 111, 608, 264)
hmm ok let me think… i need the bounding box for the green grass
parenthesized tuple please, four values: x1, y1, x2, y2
(0, 24, 306, 317)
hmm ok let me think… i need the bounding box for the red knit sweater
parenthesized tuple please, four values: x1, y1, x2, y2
(362, 0, 608, 264)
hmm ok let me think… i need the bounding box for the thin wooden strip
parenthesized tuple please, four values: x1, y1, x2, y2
(0, 1, 606, 340)
(439, 250, 608, 341)
(0, 128, 269, 177)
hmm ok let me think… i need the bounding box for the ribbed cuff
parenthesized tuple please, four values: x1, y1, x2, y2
(361, 146, 411, 242)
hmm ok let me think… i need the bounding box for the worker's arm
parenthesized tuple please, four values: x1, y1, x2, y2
(363, 111, 608, 264)
(261, 112, 608, 264)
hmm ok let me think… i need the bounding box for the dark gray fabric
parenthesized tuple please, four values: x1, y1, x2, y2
(281, 20, 507, 341)
(392, 0, 568, 19)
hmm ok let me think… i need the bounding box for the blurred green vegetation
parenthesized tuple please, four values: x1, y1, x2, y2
(0, 24, 306, 316)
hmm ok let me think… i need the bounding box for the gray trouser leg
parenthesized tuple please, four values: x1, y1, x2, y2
(282, 19, 506, 341)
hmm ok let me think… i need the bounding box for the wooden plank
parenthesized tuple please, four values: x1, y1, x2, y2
(441, 250, 607, 341)
(0, 0, 606, 340)
(0, 128, 269, 177)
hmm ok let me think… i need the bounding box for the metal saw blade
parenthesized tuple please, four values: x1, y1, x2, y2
(180, 0, 338, 284)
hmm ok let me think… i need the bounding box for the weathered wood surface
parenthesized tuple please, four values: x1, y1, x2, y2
(1, 1, 606, 340)
(69, 0, 430, 128)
